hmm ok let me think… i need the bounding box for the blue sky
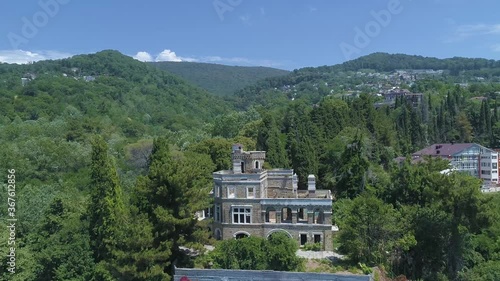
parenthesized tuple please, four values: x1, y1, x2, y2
(1, 0, 499, 70)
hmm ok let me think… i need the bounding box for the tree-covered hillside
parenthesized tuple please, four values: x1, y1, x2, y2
(150, 61, 289, 96)
(3, 50, 500, 280)
(0, 50, 231, 137)
(232, 53, 500, 110)
(309, 52, 500, 75)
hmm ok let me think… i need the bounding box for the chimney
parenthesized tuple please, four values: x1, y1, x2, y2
(308, 174, 316, 198)
(292, 173, 298, 192)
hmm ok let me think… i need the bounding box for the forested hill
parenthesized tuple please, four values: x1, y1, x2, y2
(0, 50, 230, 133)
(232, 53, 500, 109)
(304, 52, 500, 74)
(150, 61, 289, 96)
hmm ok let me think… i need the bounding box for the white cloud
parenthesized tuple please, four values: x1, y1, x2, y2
(133, 51, 153, 62)
(449, 23, 500, 42)
(0, 48, 282, 68)
(0, 49, 73, 64)
(155, 49, 182, 62)
(152, 49, 197, 62)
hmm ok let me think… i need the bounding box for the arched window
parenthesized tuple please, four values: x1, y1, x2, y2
(266, 229, 292, 239)
(255, 161, 260, 169)
(234, 231, 250, 239)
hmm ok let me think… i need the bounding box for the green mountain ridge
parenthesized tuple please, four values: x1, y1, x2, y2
(2, 50, 500, 280)
(232, 52, 500, 109)
(150, 61, 289, 96)
(0, 50, 230, 134)
(305, 52, 500, 74)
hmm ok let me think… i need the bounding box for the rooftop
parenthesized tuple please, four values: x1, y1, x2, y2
(174, 267, 372, 281)
(413, 143, 476, 157)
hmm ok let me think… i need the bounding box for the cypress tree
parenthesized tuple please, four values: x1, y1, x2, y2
(88, 136, 125, 263)
(257, 114, 289, 168)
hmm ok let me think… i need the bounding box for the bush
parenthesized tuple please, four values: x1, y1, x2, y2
(303, 242, 322, 251)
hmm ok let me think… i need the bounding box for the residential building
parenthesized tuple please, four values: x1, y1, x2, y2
(412, 143, 499, 183)
(382, 88, 423, 107)
(211, 144, 334, 251)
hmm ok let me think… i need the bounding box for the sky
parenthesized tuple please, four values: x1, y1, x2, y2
(0, 0, 499, 70)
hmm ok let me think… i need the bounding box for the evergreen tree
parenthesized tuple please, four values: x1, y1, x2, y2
(87, 136, 125, 263)
(283, 102, 319, 188)
(134, 137, 214, 278)
(335, 132, 370, 198)
(256, 114, 289, 168)
(33, 198, 95, 281)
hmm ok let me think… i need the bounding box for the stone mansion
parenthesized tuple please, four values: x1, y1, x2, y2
(210, 144, 334, 251)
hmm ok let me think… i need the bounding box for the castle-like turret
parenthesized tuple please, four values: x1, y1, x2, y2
(231, 144, 266, 174)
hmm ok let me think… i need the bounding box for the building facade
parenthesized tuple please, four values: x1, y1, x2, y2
(211, 144, 334, 251)
(412, 143, 499, 184)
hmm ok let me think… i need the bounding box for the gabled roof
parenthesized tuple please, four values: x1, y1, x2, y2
(412, 143, 476, 157)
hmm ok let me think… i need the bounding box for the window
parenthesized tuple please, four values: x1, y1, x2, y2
(228, 186, 235, 198)
(298, 208, 308, 223)
(235, 232, 249, 239)
(493, 155, 498, 160)
(215, 185, 220, 197)
(247, 187, 255, 198)
(300, 234, 308, 246)
(314, 234, 322, 244)
(255, 161, 260, 169)
(313, 209, 324, 224)
(494, 163, 498, 169)
(215, 204, 221, 222)
(232, 207, 252, 224)
(241, 162, 245, 173)
(281, 208, 292, 223)
(266, 208, 276, 223)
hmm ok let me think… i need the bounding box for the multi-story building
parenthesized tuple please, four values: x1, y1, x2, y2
(412, 143, 499, 183)
(211, 144, 334, 251)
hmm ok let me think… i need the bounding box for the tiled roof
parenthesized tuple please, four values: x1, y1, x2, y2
(412, 143, 475, 157)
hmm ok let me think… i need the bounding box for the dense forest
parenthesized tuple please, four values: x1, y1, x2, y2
(2, 51, 500, 280)
(150, 61, 289, 96)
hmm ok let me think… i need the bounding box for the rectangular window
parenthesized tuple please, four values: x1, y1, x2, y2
(314, 234, 321, 244)
(494, 163, 498, 169)
(300, 234, 308, 246)
(298, 208, 308, 222)
(493, 155, 498, 159)
(232, 207, 251, 224)
(215, 185, 221, 198)
(247, 187, 255, 199)
(228, 186, 235, 198)
(215, 204, 221, 222)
